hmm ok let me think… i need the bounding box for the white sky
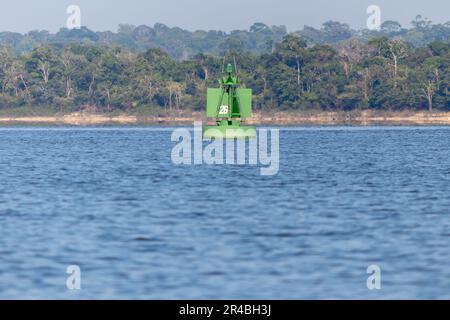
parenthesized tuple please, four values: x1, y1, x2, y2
(0, 0, 448, 33)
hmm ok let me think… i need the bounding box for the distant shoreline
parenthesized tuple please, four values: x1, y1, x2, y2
(1, 110, 450, 126)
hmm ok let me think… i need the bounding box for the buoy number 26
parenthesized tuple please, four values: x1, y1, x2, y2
(219, 105, 229, 115)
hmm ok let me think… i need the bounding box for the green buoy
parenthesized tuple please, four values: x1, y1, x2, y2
(203, 63, 256, 139)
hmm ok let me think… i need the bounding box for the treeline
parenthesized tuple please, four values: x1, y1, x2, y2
(0, 34, 448, 113)
(0, 16, 448, 59)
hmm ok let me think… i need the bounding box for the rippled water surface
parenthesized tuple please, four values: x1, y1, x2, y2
(0, 126, 449, 299)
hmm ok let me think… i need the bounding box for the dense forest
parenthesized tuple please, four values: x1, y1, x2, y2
(1, 16, 449, 58)
(0, 16, 448, 113)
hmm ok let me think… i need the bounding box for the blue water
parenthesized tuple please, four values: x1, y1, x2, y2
(0, 126, 449, 299)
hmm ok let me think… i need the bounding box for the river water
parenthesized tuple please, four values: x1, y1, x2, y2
(0, 126, 449, 299)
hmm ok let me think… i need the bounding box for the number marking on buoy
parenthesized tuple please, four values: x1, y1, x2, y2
(219, 105, 229, 115)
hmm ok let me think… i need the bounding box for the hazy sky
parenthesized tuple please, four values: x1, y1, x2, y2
(1, 0, 448, 33)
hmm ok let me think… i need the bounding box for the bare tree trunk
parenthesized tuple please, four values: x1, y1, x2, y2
(40, 63, 50, 84)
(343, 61, 349, 78)
(106, 88, 111, 111)
(19, 74, 30, 99)
(393, 54, 398, 87)
(423, 83, 434, 112)
(169, 85, 172, 111)
(66, 77, 72, 98)
(427, 89, 433, 112)
(296, 59, 302, 97)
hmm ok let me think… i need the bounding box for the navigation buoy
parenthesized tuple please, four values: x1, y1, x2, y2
(203, 63, 256, 139)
